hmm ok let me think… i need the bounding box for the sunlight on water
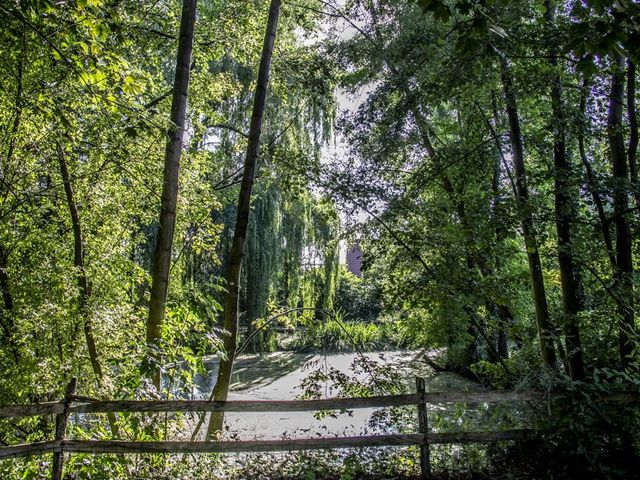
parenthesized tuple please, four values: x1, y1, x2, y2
(186, 351, 483, 440)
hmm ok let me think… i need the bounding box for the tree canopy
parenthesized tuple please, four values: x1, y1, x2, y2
(0, 0, 639, 478)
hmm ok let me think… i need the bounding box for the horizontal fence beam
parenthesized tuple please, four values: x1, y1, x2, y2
(425, 391, 543, 403)
(0, 441, 60, 460)
(0, 402, 63, 419)
(62, 434, 424, 454)
(428, 430, 532, 444)
(69, 393, 423, 414)
(67, 391, 547, 415)
(2, 391, 638, 420)
(0, 430, 535, 459)
(63, 430, 533, 455)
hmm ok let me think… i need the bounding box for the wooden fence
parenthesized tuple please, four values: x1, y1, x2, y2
(1, 378, 637, 480)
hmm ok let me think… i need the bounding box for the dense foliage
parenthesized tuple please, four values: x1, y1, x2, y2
(325, 0, 640, 378)
(0, 0, 639, 478)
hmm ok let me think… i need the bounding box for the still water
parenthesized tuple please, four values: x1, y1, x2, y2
(183, 351, 483, 440)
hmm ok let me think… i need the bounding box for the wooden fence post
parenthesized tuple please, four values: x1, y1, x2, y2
(416, 377, 431, 480)
(51, 378, 76, 480)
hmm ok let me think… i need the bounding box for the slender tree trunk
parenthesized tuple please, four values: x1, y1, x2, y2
(499, 56, 557, 370)
(0, 247, 13, 316)
(608, 56, 636, 369)
(0, 245, 18, 360)
(489, 113, 511, 360)
(58, 147, 117, 433)
(0, 31, 24, 361)
(578, 79, 617, 270)
(145, 0, 197, 389)
(58, 153, 97, 373)
(206, 0, 282, 440)
(413, 108, 511, 368)
(628, 60, 639, 205)
(545, 0, 584, 380)
(488, 96, 551, 356)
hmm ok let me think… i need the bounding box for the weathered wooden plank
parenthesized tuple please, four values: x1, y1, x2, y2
(70, 393, 423, 414)
(427, 430, 533, 444)
(59, 430, 533, 456)
(67, 390, 553, 415)
(0, 430, 535, 460)
(2, 390, 636, 421)
(62, 434, 424, 454)
(0, 441, 60, 460)
(0, 402, 63, 419)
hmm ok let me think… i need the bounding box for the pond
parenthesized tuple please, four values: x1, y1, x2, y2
(184, 350, 493, 440)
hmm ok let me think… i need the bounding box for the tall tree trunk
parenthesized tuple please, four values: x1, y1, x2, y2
(628, 60, 639, 205)
(413, 108, 511, 369)
(145, 0, 197, 389)
(545, 0, 584, 380)
(488, 103, 512, 360)
(206, 0, 281, 440)
(0, 31, 25, 361)
(58, 147, 117, 434)
(578, 79, 617, 270)
(499, 56, 557, 370)
(0, 245, 18, 360)
(608, 56, 636, 369)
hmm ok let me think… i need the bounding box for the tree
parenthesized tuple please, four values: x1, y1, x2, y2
(498, 54, 558, 370)
(545, 0, 584, 380)
(57, 143, 118, 433)
(608, 56, 636, 369)
(145, 0, 197, 388)
(207, 0, 282, 439)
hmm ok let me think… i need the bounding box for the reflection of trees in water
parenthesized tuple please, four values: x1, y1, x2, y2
(178, 350, 532, 448)
(193, 352, 316, 397)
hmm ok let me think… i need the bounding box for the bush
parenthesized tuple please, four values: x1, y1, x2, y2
(291, 317, 409, 353)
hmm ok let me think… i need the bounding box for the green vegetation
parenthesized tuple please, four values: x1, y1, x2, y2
(1, 0, 640, 478)
(291, 318, 408, 353)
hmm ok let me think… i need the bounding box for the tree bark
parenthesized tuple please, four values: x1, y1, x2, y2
(58, 147, 117, 434)
(499, 55, 557, 370)
(413, 108, 511, 368)
(145, 0, 197, 389)
(628, 60, 638, 206)
(0, 30, 26, 361)
(608, 56, 636, 369)
(206, 0, 282, 440)
(0, 245, 18, 360)
(545, 0, 584, 380)
(578, 79, 617, 270)
(487, 101, 512, 360)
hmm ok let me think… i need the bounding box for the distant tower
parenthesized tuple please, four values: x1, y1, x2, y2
(346, 240, 363, 278)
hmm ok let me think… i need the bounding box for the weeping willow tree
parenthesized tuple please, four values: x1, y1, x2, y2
(315, 200, 341, 312)
(276, 192, 340, 323)
(243, 184, 281, 352)
(241, 188, 341, 350)
(280, 191, 311, 318)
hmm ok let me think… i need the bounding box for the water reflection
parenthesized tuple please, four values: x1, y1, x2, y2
(180, 351, 522, 441)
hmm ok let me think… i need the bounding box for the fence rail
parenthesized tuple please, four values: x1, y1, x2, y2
(1, 378, 638, 480)
(0, 390, 549, 419)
